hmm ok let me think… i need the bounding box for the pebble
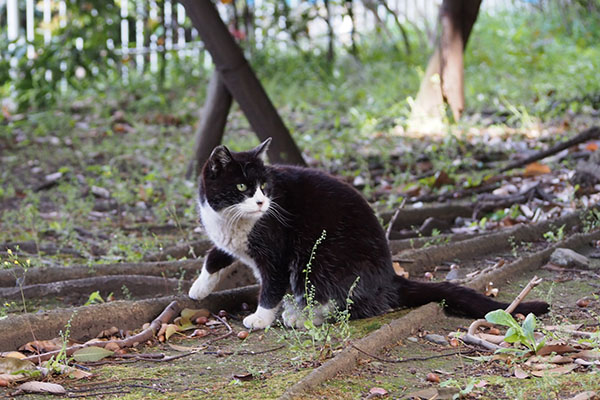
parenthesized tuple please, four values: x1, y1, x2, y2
(407, 337, 419, 343)
(424, 334, 449, 346)
(550, 248, 590, 269)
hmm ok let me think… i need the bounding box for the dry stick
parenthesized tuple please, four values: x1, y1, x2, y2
(23, 301, 181, 363)
(385, 199, 405, 241)
(499, 126, 600, 173)
(350, 344, 475, 363)
(463, 276, 543, 351)
(205, 313, 234, 345)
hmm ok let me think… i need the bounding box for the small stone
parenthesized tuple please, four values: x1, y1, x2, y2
(424, 334, 449, 346)
(407, 337, 419, 343)
(91, 185, 111, 199)
(550, 248, 589, 269)
(424, 272, 434, 280)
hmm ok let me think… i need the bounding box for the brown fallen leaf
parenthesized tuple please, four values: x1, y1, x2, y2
(523, 162, 551, 177)
(536, 344, 577, 356)
(404, 388, 439, 399)
(19, 338, 66, 353)
(530, 363, 577, 377)
(2, 352, 26, 360)
(514, 366, 529, 379)
(576, 349, 600, 361)
(392, 262, 409, 278)
(368, 387, 388, 398)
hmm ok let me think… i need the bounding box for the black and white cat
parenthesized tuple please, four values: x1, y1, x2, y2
(188, 139, 549, 330)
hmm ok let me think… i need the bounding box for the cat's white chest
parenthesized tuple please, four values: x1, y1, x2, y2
(199, 201, 257, 262)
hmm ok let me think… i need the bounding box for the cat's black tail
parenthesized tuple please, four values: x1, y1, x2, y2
(393, 276, 549, 318)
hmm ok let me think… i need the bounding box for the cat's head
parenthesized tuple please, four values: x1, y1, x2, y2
(199, 138, 273, 219)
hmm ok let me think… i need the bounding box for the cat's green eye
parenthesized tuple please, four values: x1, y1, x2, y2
(260, 182, 267, 190)
(236, 183, 248, 192)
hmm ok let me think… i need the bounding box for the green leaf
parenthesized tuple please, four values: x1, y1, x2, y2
(72, 346, 114, 362)
(485, 309, 520, 330)
(522, 313, 536, 336)
(503, 327, 521, 343)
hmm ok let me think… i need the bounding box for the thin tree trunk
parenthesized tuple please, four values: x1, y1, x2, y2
(407, 0, 481, 134)
(180, 0, 305, 166)
(186, 71, 233, 179)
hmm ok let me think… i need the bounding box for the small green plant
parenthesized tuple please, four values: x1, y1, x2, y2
(2, 248, 32, 313)
(582, 209, 600, 233)
(272, 230, 358, 365)
(508, 236, 518, 257)
(440, 377, 482, 399)
(485, 310, 546, 355)
(84, 291, 105, 306)
(543, 224, 566, 242)
(46, 313, 75, 373)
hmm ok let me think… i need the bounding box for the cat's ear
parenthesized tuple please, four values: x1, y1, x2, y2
(207, 145, 233, 176)
(253, 137, 272, 162)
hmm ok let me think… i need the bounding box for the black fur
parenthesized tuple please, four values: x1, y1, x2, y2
(199, 140, 550, 319)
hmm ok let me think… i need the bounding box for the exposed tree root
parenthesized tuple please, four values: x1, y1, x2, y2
(397, 209, 587, 274)
(279, 225, 600, 399)
(0, 275, 190, 301)
(499, 126, 600, 173)
(0, 285, 259, 352)
(142, 239, 213, 261)
(0, 259, 202, 287)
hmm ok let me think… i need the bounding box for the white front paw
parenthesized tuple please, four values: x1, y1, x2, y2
(188, 278, 212, 300)
(242, 306, 277, 330)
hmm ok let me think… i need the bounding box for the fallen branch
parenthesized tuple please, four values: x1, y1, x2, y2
(499, 126, 600, 173)
(350, 344, 474, 363)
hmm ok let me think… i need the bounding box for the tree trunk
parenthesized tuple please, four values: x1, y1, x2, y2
(180, 0, 305, 166)
(186, 71, 233, 179)
(407, 0, 481, 134)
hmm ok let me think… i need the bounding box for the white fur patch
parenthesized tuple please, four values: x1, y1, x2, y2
(243, 304, 279, 330)
(188, 259, 230, 300)
(198, 188, 270, 283)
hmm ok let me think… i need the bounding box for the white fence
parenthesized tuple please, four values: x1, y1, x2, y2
(1, 0, 525, 83)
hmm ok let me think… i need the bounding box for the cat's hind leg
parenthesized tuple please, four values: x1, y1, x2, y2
(282, 298, 335, 329)
(188, 247, 234, 300)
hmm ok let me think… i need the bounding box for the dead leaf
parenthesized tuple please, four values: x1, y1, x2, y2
(576, 349, 600, 361)
(585, 143, 598, 152)
(19, 338, 66, 353)
(565, 391, 597, 400)
(232, 372, 254, 382)
(432, 170, 455, 188)
(514, 366, 529, 379)
(72, 346, 114, 362)
(405, 388, 439, 399)
(523, 162, 551, 177)
(392, 262, 409, 278)
(165, 324, 181, 340)
(17, 381, 66, 394)
(1, 352, 26, 360)
(168, 343, 203, 352)
(181, 308, 210, 321)
(485, 281, 499, 297)
(536, 344, 577, 356)
(530, 363, 577, 377)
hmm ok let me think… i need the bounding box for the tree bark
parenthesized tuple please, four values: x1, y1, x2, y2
(407, 0, 481, 133)
(180, 0, 305, 166)
(186, 71, 233, 179)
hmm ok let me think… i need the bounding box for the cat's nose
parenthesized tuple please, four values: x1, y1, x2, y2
(256, 200, 264, 206)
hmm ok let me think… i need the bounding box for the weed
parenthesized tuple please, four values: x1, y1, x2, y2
(46, 313, 75, 373)
(84, 290, 106, 306)
(485, 310, 546, 355)
(582, 209, 600, 233)
(272, 230, 358, 365)
(543, 224, 566, 242)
